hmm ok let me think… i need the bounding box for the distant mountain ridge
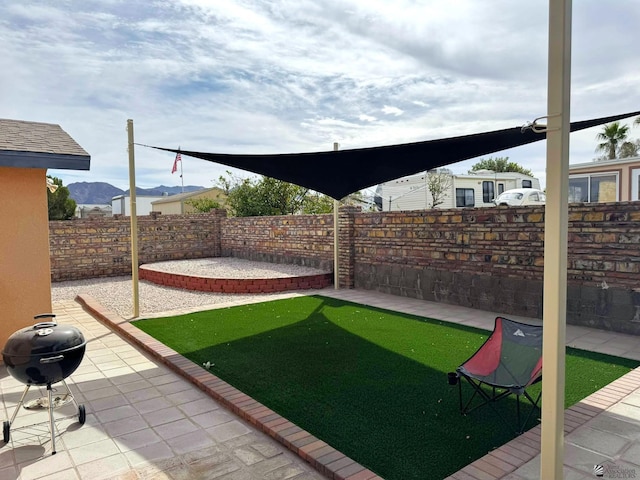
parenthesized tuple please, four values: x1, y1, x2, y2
(68, 182, 205, 204)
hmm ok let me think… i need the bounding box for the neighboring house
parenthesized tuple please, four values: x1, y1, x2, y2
(75, 204, 112, 218)
(569, 156, 640, 203)
(151, 187, 227, 215)
(376, 170, 541, 211)
(112, 194, 166, 216)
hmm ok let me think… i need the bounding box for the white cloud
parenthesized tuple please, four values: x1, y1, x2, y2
(382, 106, 404, 117)
(0, 0, 638, 193)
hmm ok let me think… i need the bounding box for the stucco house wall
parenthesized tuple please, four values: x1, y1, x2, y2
(1, 167, 53, 348)
(151, 187, 227, 215)
(0, 118, 89, 352)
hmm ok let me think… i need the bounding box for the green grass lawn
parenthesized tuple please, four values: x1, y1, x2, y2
(133, 295, 639, 480)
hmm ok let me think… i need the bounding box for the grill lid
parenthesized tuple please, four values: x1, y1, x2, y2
(2, 322, 86, 358)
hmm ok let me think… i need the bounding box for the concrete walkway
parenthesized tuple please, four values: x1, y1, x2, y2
(2, 288, 640, 479)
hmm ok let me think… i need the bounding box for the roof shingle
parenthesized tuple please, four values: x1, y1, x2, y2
(0, 118, 89, 157)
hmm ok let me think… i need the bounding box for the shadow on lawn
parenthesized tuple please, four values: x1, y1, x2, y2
(180, 299, 531, 480)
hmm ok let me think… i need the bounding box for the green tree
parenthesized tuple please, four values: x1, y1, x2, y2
(47, 176, 76, 220)
(302, 191, 334, 214)
(217, 172, 335, 217)
(619, 139, 640, 159)
(595, 122, 629, 160)
(185, 197, 221, 213)
(469, 157, 533, 177)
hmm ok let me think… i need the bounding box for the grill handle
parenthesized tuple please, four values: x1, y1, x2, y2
(33, 313, 57, 328)
(33, 322, 57, 330)
(40, 355, 64, 364)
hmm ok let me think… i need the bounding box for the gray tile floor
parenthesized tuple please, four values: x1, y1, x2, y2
(2, 288, 640, 479)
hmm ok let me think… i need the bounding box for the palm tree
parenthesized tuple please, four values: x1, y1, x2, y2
(596, 122, 629, 160)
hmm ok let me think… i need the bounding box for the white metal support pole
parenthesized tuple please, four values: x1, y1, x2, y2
(424, 170, 428, 209)
(333, 142, 340, 290)
(540, 0, 571, 478)
(127, 119, 140, 318)
(180, 150, 184, 194)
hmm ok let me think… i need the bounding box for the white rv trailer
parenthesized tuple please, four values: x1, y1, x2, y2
(375, 170, 541, 211)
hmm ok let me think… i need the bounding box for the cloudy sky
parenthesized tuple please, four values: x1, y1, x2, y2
(2, 0, 639, 194)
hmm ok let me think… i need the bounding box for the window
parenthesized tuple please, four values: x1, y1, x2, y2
(590, 175, 617, 202)
(633, 169, 640, 201)
(522, 180, 532, 188)
(456, 188, 475, 207)
(569, 173, 618, 203)
(482, 181, 495, 203)
(569, 177, 588, 202)
(498, 183, 505, 195)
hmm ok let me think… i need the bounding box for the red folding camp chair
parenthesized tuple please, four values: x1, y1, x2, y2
(452, 317, 543, 434)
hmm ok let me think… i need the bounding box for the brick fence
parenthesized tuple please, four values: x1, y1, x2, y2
(49, 210, 226, 281)
(220, 213, 334, 271)
(348, 202, 640, 334)
(49, 202, 640, 334)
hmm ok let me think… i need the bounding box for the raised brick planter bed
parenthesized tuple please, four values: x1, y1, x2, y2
(139, 266, 333, 293)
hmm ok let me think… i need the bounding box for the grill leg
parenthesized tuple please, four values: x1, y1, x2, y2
(47, 385, 56, 455)
(61, 380, 79, 412)
(8, 385, 31, 427)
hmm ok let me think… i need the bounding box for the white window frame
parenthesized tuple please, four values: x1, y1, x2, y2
(632, 168, 640, 201)
(568, 172, 619, 203)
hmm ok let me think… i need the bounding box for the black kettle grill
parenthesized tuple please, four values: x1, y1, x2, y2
(2, 314, 87, 454)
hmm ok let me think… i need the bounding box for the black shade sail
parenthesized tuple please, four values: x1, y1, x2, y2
(147, 111, 640, 200)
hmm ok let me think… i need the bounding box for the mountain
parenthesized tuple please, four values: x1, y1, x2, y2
(67, 182, 123, 204)
(67, 182, 205, 204)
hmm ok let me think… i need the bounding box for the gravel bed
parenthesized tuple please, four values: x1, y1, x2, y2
(143, 257, 330, 278)
(52, 258, 331, 319)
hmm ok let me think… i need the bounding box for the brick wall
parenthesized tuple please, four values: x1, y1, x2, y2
(351, 207, 546, 316)
(220, 214, 335, 271)
(49, 202, 640, 334)
(49, 210, 225, 281)
(347, 202, 640, 334)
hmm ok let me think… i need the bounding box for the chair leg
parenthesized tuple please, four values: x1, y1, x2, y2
(458, 376, 541, 435)
(517, 391, 542, 434)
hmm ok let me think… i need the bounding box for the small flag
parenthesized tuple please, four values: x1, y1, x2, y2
(171, 152, 181, 174)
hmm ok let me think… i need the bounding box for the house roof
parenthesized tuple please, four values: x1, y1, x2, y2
(151, 187, 224, 205)
(570, 155, 640, 171)
(0, 118, 90, 170)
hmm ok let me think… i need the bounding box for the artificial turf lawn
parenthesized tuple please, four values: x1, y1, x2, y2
(133, 296, 639, 480)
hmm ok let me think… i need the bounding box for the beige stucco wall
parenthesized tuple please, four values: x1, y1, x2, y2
(153, 188, 227, 215)
(153, 200, 182, 215)
(0, 167, 52, 352)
